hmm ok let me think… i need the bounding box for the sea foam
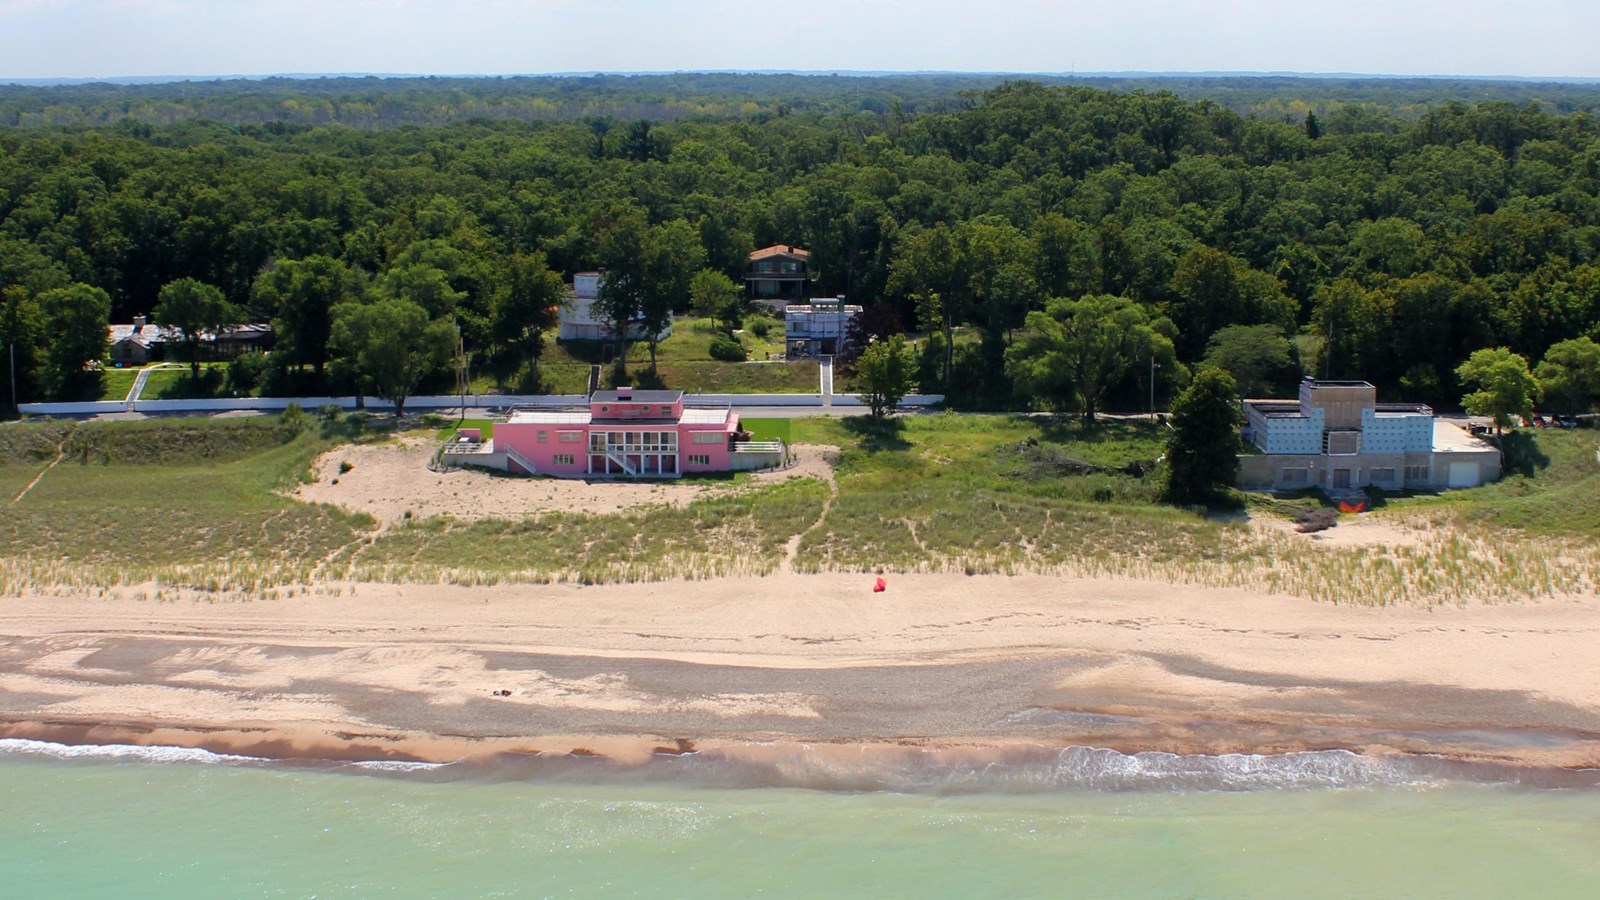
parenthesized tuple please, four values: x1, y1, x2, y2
(0, 737, 265, 766)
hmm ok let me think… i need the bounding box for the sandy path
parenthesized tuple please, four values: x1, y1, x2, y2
(295, 439, 839, 524)
(3, 573, 1598, 766)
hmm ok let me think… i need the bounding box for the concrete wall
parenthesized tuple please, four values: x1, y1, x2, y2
(1301, 381, 1376, 429)
(1428, 450, 1500, 489)
(1238, 452, 1434, 492)
(20, 392, 944, 417)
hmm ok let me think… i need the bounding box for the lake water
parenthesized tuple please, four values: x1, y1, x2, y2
(3, 739, 1599, 898)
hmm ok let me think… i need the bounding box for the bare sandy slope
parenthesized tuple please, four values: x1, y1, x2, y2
(1250, 510, 1432, 548)
(4, 573, 1598, 767)
(295, 439, 838, 523)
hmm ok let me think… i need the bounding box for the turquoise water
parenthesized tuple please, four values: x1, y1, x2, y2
(3, 743, 1600, 898)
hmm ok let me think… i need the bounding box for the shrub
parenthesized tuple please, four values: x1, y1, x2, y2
(226, 351, 269, 395)
(751, 320, 770, 339)
(1294, 508, 1339, 533)
(709, 333, 748, 362)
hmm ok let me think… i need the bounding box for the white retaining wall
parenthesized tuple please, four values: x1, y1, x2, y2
(20, 392, 944, 417)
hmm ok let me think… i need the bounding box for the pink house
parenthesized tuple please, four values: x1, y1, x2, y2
(449, 389, 784, 478)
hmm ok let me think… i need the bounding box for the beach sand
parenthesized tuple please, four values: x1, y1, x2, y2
(296, 439, 838, 523)
(4, 573, 1598, 768)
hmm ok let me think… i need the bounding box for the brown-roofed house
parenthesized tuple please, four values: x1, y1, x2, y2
(745, 245, 810, 309)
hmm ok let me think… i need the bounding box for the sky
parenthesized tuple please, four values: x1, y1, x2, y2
(1, 0, 1596, 81)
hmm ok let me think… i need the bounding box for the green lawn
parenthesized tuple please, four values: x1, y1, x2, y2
(739, 418, 792, 443)
(435, 418, 496, 441)
(542, 316, 817, 393)
(98, 363, 234, 402)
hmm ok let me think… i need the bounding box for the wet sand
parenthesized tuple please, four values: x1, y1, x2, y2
(3, 574, 1599, 768)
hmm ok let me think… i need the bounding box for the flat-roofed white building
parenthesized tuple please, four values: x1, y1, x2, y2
(558, 272, 670, 342)
(785, 296, 861, 358)
(1238, 379, 1500, 492)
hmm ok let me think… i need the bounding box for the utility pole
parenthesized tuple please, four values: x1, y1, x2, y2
(1149, 356, 1160, 422)
(453, 326, 468, 426)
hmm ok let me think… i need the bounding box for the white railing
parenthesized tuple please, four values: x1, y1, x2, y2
(503, 446, 539, 475)
(733, 440, 784, 453)
(604, 447, 639, 476)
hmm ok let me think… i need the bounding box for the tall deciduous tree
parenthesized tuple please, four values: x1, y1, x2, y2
(1457, 347, 1540, 434)
(1535, 337, 1600, 415)
(856, 334, 918, 419)
(154, 278, 240, 376)
(640, 219, 705, 370)
(491, 251, 566, 391)
(36, 283, 111, 401)
(1201, 324, 1301, 398)
(1006, 295, 1178, 425)
(1311, 278, 1391, 381)
(592, 209, 650, 376)
(887, 225, 966, 387)
(1, 286, 43, 412)
(1164, 367, 1244, 507)
(330, 298, 456, 418)
(253, 256, 362, 378)
(689, 269, 743, 333)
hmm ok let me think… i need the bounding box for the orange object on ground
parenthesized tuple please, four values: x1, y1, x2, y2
(872, 577, 887, 593)
(1338, 501, 1367, 513)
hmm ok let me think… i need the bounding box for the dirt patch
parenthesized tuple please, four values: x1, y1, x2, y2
(1251, 510, 1429, 549)
(295, 438, 838, 524)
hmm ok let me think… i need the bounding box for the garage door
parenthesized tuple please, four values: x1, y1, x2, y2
(1447, 461, 1479, 488)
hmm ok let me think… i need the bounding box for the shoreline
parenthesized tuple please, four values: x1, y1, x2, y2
(4, 573, 1600, 774)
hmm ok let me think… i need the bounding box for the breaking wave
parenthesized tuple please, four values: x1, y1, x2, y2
(3, 737, 1593, 792)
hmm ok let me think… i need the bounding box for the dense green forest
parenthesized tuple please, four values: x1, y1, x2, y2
(4, 75, 1600, 414)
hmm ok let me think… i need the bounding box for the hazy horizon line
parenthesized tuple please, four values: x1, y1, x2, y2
(5, 69, 1600, 88)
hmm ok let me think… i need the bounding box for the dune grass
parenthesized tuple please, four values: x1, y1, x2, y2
(338, 477, 831, 585)
(2, 414, 1596, 606)
(0, 416, 373, 597)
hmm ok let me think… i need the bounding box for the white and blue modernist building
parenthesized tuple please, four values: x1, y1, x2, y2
(1238, 379, 1501, 492)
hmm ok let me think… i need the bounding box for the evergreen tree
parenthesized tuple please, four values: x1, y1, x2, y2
(1164, 367, 1243, 507)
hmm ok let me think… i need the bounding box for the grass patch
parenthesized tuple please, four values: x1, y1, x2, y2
(1387, 429, 1600, 535)
(99, 369, 139, 401)
(544, 317, 816, 394)
(737, 418, 792, 444)
(435, 418, 497, 441)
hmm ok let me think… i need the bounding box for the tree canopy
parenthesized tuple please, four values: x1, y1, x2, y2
(1, 75, 1599, 414)
(1457, 347, 1541, 432)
